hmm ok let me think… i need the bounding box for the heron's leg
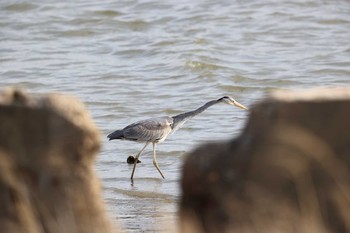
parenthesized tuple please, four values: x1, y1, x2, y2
(131, 142, 150, 182)
(152, 143, 165, 179)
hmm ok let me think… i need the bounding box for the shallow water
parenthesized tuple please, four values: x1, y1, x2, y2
(1, 0, 350, 232)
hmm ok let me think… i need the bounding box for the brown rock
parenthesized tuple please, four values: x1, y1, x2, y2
(180, 87, 350, 233)
(0, 88, 114, 233)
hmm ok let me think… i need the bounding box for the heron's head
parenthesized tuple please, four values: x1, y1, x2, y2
(218, 96, 248, 110)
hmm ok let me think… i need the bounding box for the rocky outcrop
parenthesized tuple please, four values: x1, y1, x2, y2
(180, 87, 350, 233)
(0, 88, 114, 233)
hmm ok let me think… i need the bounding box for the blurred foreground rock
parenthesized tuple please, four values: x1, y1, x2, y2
(180, 87, 350, 233)
(0, 88, 114, 233)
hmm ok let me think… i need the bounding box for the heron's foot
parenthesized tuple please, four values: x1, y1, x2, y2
(127, 155, 141, 164)
(153, 161, 165, 179)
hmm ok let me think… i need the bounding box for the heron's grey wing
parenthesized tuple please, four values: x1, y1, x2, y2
(123, 116, 173, 142)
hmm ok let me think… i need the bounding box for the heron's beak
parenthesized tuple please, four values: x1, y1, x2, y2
(232, 101, 248, 110)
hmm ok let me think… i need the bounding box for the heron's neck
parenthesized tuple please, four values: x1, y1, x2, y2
(171, 100, 219, 131)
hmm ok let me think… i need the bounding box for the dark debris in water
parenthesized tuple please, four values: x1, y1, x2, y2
(127, 156, 141, 164)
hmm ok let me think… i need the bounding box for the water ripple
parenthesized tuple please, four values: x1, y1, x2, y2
(1, 0, 350, 232)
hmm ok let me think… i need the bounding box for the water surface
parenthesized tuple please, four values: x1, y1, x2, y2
(1, 0, 350, 232)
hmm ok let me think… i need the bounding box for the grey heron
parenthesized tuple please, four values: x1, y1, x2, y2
(107, 96, 248, 182)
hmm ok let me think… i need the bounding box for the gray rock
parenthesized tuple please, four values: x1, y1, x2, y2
(0, 88, 115, 233)
(180, 87, 350, 233)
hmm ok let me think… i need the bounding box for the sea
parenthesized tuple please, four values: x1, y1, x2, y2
(1, 0, 350, 232)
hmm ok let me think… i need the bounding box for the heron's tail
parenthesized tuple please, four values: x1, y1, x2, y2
(107, 129, 124, 141)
